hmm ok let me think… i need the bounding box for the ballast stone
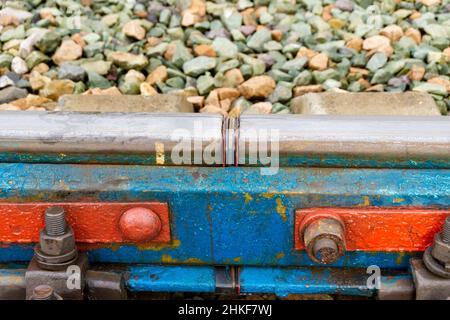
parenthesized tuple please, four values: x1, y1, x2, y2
(56, 94, 194, 113)
(290, 92, 441, 116)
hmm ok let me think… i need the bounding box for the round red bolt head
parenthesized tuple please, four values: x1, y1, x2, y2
(119, 207, 162, 242)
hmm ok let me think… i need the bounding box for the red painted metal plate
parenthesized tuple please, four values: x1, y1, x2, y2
(295, 208, 450, 252)
(0, 202, 171, 244)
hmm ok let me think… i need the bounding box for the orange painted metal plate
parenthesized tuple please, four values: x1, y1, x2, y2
(295, 208, 450, 252)
(0, 202, 171, 244)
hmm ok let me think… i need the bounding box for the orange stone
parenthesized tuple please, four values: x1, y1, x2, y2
(405, 28, 422, 44)
(194, 44, 216, 57)
(146, 65, 168, 85)
(346, 38, 363, 52)
(308, 53, 329, 71)
(407, 65, 425, 81)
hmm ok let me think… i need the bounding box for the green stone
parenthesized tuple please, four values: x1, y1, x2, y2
(159, 9, 171, 25)
(413, 83, 447, 96)
(313, 69, 340, 84)
(384, 60, 406, 75)
(171, 41, 193, 68)
(87, 71, 111, 89)
(216, 59, 240, 73)
(281, 57, 308, 72)
(269, 82, 293, 103)
(183, 57, 217, 77)
(197, 73, 215, 95)
(119, 79, 141, 94)
(239, 54, 265, 75)
(167, 27, 185, 40)
(347, 81, 364, 92)
(0, 54, 13, 68)
(212, 37, 238, 59)
(189, 31, 212, 45)
(147, 42, 169, 56)
(371, 69, 393, 84)
(366, 52, 387, 72)
(424, 24, 450, 39)
(84, 42, 104, 58)
(36, 31, 61, 53)
(149, 27, 165, 38)
(294, 70, 312, 86)
(25, 51, 50, 69)
(166, 76, 185, 89)
(221, 10, 242, 31)
(268, 69, 293, 82)
(240, 64, 253, 78)
(231, 30, 245, 41)
(80, 60, 111, 75)
(73, 81, 86, 94)
(271, 102, 288, 113)
(0, 25, 26, 42)
(263, 41, 282, 51)
(247, 28, 272, 52)
(323, 79, 342, 90)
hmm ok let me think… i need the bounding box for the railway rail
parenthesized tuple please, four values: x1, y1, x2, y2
(0, 99, 449, 300)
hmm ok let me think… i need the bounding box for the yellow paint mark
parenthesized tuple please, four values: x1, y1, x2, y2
(161, 254, 176, 263)
(275, 252, 285, 260)
(393, 198, 405, 203)
(275, 198, 287, 222)
(396, 252, 405, 265)
(233, 257, 241, 262)
(136, 239, 181, 251)
(183, 258, 203, 264)
(244, 193, 253, 204)
(262, 192, 274, 199)
(155, 142, 165, 165)
(59, 153, 67, 158)
(359, 196, 370, 206)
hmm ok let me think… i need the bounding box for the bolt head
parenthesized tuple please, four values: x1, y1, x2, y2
(33, 285, 54, 300)
(119, 207, 162, 242)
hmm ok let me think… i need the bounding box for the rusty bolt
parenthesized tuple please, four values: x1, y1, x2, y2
(119, 207, 162, 242)
(302, 217, 346, 264)
(30, 285, 62, 300)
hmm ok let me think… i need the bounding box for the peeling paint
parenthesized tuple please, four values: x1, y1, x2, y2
(275, 198, 287, 222)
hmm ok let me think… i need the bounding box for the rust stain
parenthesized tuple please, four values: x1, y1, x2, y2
(233, 257, 241, 262)
(393, 198, 405, 203)
(244, 193, 253, 204)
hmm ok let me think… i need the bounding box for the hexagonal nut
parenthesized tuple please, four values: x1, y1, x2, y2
(431, 234, 450, 265)
(39, 227, 76, 256)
